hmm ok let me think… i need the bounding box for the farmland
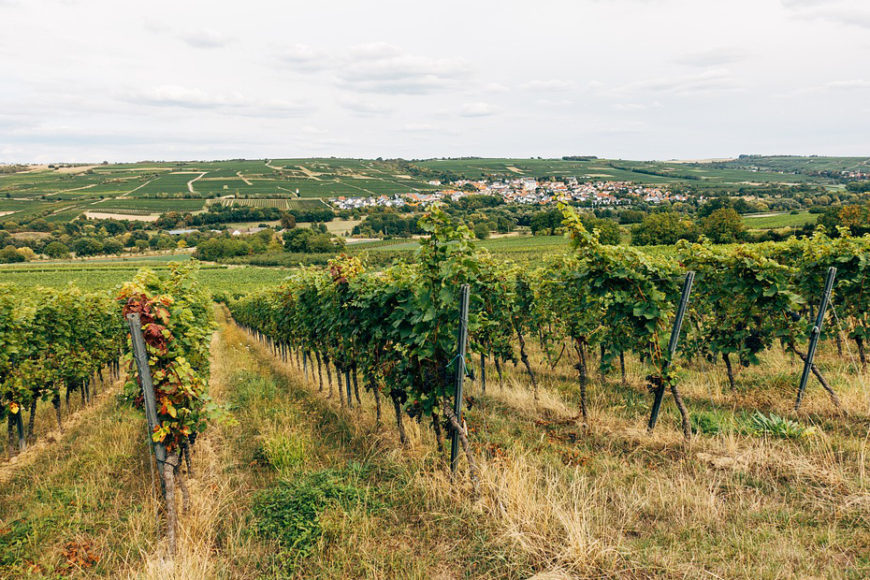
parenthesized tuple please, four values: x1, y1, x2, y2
(1, 155, 864, 226)
(0, 260, 290, 293)
(743, 211, 819, 230)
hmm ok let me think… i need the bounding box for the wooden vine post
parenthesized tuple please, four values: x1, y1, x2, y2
(647, 271, 694, 434)
(126, 312, 176, 555)
(794, 266, 836, 411)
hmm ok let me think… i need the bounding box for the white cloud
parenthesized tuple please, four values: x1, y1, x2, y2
(676, 47, 746, 67)
(274, 42, 470, 94)
(460, 102, 496, 117)
(481, 82, 510, 93)
(612, 101, 662, 111)
(536, 98, 573, 107)
(825, 79, 870, 90)
(337, 44, 470, 94)
(121, 86, 311, 116)
(520, 79, 574, 91)
(781, 0, 870, 28)
(608, 68, 740, 98)
(125, 86, 245, 109)
(278, 43, 332, 72)
(338, 95, 392, 115)
(180, 28, 232, 49)
(402, 123, 437, 132)
(348, 42, 403, 61)
(792, 78, 870, 95)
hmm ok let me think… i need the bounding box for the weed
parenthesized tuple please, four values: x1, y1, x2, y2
(748, 412, 816, 439)
(252, 466, 375, 571)
(254, 431, 308, 475)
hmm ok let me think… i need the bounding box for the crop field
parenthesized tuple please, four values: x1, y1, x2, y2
(720, 155, 870, 174)
(0, 261, 290, 292)
(415, 157, 836, 186)
(743, 211, 819, 229)
(222, 198, 292, 209)
(286, 198, 330, 210)
(0, 156, 861, 225)
(128, 172, 203, 197)
(92, 198, 206, 213)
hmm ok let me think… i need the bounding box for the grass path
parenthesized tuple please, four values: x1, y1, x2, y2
(187, 172, 207, 194)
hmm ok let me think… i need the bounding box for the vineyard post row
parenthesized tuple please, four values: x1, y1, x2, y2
(223, 205, 867, 480)
(1, 284, 126, 459)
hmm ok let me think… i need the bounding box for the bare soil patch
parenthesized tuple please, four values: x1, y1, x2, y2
(297, 165, 323, 180)
(84, 211, 159, 222)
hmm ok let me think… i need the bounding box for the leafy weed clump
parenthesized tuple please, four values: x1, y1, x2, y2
(252, 465, 376, 571)
(749, 411, 816, 439)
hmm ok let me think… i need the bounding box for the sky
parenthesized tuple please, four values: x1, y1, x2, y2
(1, 0, 869, 163)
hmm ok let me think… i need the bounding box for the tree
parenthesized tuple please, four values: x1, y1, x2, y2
(818, 204, 870, 236)
(529, 209, 563, 235)
(282, 228, 344, 253)
(72, 238, 104, 257)
(27, 219, 51, 233)
(701, 208, 745, 244)
(631, 212, 698, 246)
(102, 238, 124, 255)
(43, 241, 70, 259)
(495, 216, 515, 233)
(582, 216, 621, 245)
(0, 245, 25, 263)
(473, 223, 490, 240)
(279, 211, 297, 230)
(17, 247, 37, 261)
(697, 197, 733, 218)
(193, 237, 250, 261)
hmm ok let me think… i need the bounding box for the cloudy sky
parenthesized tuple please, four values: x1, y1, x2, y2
(1, 0, 869, 163)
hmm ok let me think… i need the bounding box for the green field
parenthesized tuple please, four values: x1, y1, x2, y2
(743, 211, 818, 229)
(1, 156, 864, 226)
(90, 198, 206, 213)
(0, 261, 291, 293)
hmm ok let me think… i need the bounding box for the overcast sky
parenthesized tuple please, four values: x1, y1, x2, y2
(1, 0, 869, 163)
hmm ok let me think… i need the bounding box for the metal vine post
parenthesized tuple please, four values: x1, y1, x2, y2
(450, 284, 471, 474)
(648, 271, 695, 432)
(795, 266, 836, 411)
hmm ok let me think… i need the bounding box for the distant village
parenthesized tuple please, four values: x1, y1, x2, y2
(329, 178, 686, 211)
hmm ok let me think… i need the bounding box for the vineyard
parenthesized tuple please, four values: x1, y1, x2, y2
(0, 208, 868, 577)
(228, 206, 869, 444)
(1, 284, 125, 452)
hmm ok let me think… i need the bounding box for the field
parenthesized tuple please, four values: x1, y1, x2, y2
(0, 261, 290, 293)
(414, 157, 860, 186)
(743, 211, 819, 229)
(2, 155, 863, 225)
